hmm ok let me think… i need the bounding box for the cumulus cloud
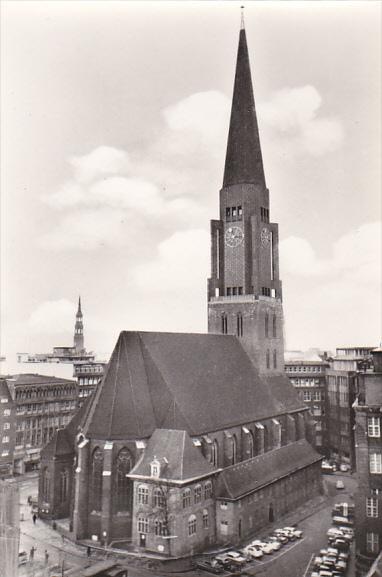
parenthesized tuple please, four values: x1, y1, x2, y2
(280, 221, 381, 280)
(259, 85, 343, 156)
(70, 146, 131, 184)
(132, 229, 210, 292)
(28, 299, 76, 334)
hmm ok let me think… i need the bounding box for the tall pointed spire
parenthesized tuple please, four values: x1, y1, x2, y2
(223, 22, 266, 188)
(77, 296, 82, 315)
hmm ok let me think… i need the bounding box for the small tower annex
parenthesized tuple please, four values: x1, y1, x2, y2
(208, 22, 284, 375)
(73, 296, 84, 353)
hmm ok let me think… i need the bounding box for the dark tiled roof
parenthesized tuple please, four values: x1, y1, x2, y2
(0, 379, 12, 399)
(83, 331, 304, 440)
(129, 429, 217, 482)
(8, 374, 76, 386)
(216, 440, 322, 500)
(223, 28, 266, 188)
(263, 374, 307, 414)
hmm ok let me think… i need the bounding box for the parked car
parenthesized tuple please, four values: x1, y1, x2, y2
(273, 530, 288, 543)
(332, 515, 353, 527)
(336, 480, 345, 490)
(225, 551, 247, 564)
(243, 545, 263, 559)
(194, 559, 224, 574)
(267, 537, 282, 551)
(339, 463, 349, 472)
(251, 540, 273, 555)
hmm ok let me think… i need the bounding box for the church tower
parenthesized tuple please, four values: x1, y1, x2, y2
(73, 296, 84, 353)
(208, 21, 285, 375)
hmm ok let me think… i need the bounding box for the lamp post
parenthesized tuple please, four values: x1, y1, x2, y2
(102, 531, 107, 557)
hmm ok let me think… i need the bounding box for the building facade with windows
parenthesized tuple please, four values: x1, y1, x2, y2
(0, 379, 16, 477)
(73, 361, 107, 406)
(354, 349, 382, 576)
(326, 347, 374, 469)
(37, 23, 322, 558)
(285, 353, 329, 454)
(5, 374, 78, 474)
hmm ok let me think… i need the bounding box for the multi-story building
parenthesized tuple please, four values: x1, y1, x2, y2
(285, 352, 329, 454)
(5, 374, 78, 474)
(354, 348, 382, 576)
(0, 479, 20, 577)
(73, 361, 107, 406)
(0, 380, 16, 477)
(38, 21, 323, 558)
(326, 347, 374, 469)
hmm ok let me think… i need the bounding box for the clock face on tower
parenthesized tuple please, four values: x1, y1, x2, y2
(261, 227, 271, 247)
(225, 226, 244, 248)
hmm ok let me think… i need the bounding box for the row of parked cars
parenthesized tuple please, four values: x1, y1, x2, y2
(309, 504, 354, 577)
(194, 526, 303, 574)
(321, 460, 350, 474)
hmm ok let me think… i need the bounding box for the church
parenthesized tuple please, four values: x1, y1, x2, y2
(38, 21, 323, 558)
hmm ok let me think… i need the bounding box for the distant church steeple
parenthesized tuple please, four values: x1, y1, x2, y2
(208, 17, 285, 375)
(74, 296, 84, 353)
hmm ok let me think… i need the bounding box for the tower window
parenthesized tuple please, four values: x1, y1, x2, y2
(273, 315, 277, 337)
(238, 206, 243, 220)
(273, 350, 277, 369)
(265, 312, 269, 338)
(221, 314, 228, 335)
(237, 313, 243, 337)
(232, 207, 237, 221)
(266, 350, 270, 369)
(238, 287, 243, 295)
(226, 287, 231, 296)
(226, 207, 231, 221)
(232, 287, 237, 296)
(261, 287, 271, 297)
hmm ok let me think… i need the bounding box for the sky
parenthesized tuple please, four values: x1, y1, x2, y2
(1, 0, 381, 369)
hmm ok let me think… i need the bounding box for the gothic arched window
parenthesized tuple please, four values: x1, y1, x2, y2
(60, 468, 69, 503)
(90, 447, 103, 512)
(42, 467, 50, 501)
(265, 312, 269, 338)
(231, 434, 237, 465)
(115, 448, 132, 511)
(273, 314, 277, 337)
(248, 431, 254, 459)
(211, 440, 218, 468)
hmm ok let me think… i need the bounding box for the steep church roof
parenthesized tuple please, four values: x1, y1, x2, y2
(223, 27, 266, 188)
(82, 331, 304, 441)
(129, 429, 217, 483)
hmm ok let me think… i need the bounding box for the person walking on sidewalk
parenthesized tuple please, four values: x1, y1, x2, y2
(45, 549, 49, 566)
(32, 513, 37, 524)
(29, 546, 36, 561)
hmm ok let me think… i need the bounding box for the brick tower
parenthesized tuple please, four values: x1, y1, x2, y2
(208, 21, 285, 375)
(73, 296, 84, 353)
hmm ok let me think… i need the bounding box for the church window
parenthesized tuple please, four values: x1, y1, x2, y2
(221, 314, 227, 335)
(248, 431, 254, 459)
(273, 315, 277, 337)
(60, 469, 69, 503)
(231, 434, 237, 465)
(188, 514, 197, 536)
(203, 509, 209, 528)
(137, 485, 149, 505)
(265, 313, 269, 337)
(42, 467, 50, 501)
(115, 448, 132, 511)
(194, 485, 202, 504)
(182, 488, 191, 508)
(211, 440, 218, 467)
(238, 206, 243, 220)
(90, 447, 103, 512)
(266, 350, 270, 369)
(138, 517, 148, 534)
(204, 481, 212, 500)
(153, 487, 165, 508)
(226, 207, 231, 221)
(273, 350, 277, 369)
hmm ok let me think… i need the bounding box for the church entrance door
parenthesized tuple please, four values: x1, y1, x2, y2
(140, 533, 146, 548)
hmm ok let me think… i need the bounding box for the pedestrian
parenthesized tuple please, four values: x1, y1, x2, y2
(32, 513, 37, 524)
(29, 546, 35, 561)
(45, 549, 49, 566)
(87, 546, 91, 558)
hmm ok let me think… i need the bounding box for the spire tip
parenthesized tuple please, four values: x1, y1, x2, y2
(240, 5, 245, 30)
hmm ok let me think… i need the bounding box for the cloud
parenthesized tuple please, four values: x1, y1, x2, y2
(28, 299, 76, 334)
(70, 146, 131, 184)
(132, 229, 210, 292)
(280, 221, 381, 280)
(259, 85, 344, 156)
